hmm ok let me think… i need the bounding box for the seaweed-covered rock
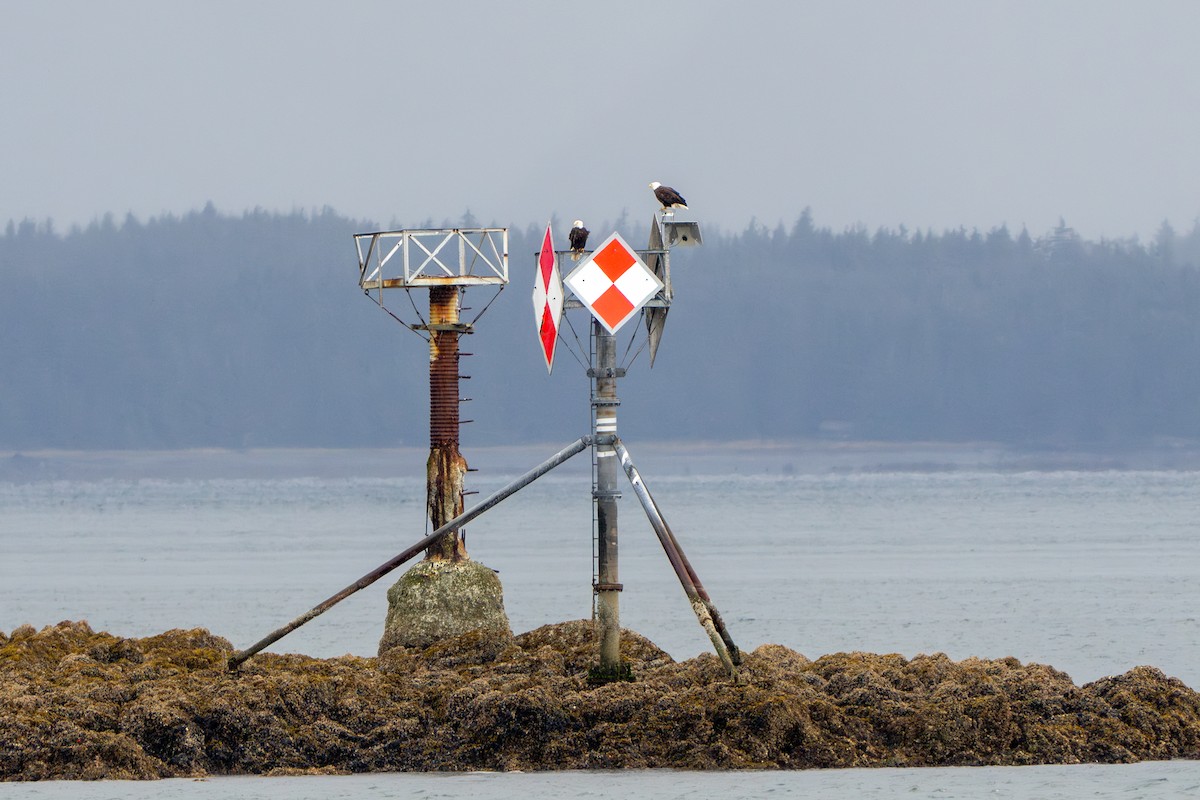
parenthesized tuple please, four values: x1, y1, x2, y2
(1086, 666, 1200, 760)
(2, 619, 1199, 780)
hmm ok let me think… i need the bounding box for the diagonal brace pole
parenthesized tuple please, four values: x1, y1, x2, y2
(227, 435, 599, 671)
(613, 438, 741, 678)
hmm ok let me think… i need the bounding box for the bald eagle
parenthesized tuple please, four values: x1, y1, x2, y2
(650, 181, 688, 211)
(568, 220, 589, 260)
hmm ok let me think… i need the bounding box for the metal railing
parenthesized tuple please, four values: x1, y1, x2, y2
(356, 227, 509, 290)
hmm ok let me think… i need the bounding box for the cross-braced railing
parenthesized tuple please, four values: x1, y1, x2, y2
(355, 227, 509, 291)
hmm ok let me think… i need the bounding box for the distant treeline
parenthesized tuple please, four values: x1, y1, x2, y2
(4, 205, 1200, 450)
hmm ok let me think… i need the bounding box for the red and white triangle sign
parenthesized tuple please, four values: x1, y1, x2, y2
(531, 223, 564, 373)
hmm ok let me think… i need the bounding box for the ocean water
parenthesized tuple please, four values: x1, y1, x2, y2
(5, 762, 1200, 800)
(2, 445, 1199, 797)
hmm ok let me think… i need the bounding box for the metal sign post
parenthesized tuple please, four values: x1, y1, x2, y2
(565, 232, 660, 676)
(551, 215, 741, 680)
(590, 319, 623, 670)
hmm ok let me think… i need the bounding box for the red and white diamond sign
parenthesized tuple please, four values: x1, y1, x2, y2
(531, 223, 563, 373)
(564, 232, 663, 334)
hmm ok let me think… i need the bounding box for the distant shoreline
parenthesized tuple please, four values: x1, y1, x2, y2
(5, 439, 1200, 482)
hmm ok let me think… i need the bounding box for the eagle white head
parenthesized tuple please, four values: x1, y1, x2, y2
(649, 181, 662, 190)
(572, 219, 584, 228)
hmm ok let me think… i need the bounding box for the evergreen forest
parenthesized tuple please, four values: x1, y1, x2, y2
(4, 205, 1200, 451)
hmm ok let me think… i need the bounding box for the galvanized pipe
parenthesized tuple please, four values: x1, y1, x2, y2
(227, 435, 596, 671)
(612, 438, 739, 679)
(592, 320, 621, 670)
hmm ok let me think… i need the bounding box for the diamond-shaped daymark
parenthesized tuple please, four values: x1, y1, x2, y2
(532, 223, 563, 372)
(564, 232, 663, 334)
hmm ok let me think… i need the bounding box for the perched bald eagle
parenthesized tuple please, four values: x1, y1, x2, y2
(650, 181, 688, 211)
(568, 219, 589, 260)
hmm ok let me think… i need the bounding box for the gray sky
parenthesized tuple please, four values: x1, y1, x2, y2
(3, 1, 1198, 240)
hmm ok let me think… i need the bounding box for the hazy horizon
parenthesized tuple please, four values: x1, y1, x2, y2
(3, 2, 1199, 242)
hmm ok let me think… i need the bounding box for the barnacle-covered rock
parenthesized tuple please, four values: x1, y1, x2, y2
(378, 559, 512, 656)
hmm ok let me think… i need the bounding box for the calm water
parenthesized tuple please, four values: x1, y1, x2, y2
(4, 762, 1200, 799)
(2, 446, 1199, 796)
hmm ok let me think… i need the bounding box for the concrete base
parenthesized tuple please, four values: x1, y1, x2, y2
(378, 559, 513, 656)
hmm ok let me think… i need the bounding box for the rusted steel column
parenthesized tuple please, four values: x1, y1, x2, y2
(592, 320, 622, 669)
(426, 284, 468, 562)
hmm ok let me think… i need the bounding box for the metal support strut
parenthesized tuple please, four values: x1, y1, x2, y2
(613, 438, 741, 679)
(227, 435, 599, 670)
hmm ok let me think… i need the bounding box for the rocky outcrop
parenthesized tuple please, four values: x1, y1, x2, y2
(2, 620, 1199, 780)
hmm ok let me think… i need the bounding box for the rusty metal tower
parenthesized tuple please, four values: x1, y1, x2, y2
(355, 228, 508, 559)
